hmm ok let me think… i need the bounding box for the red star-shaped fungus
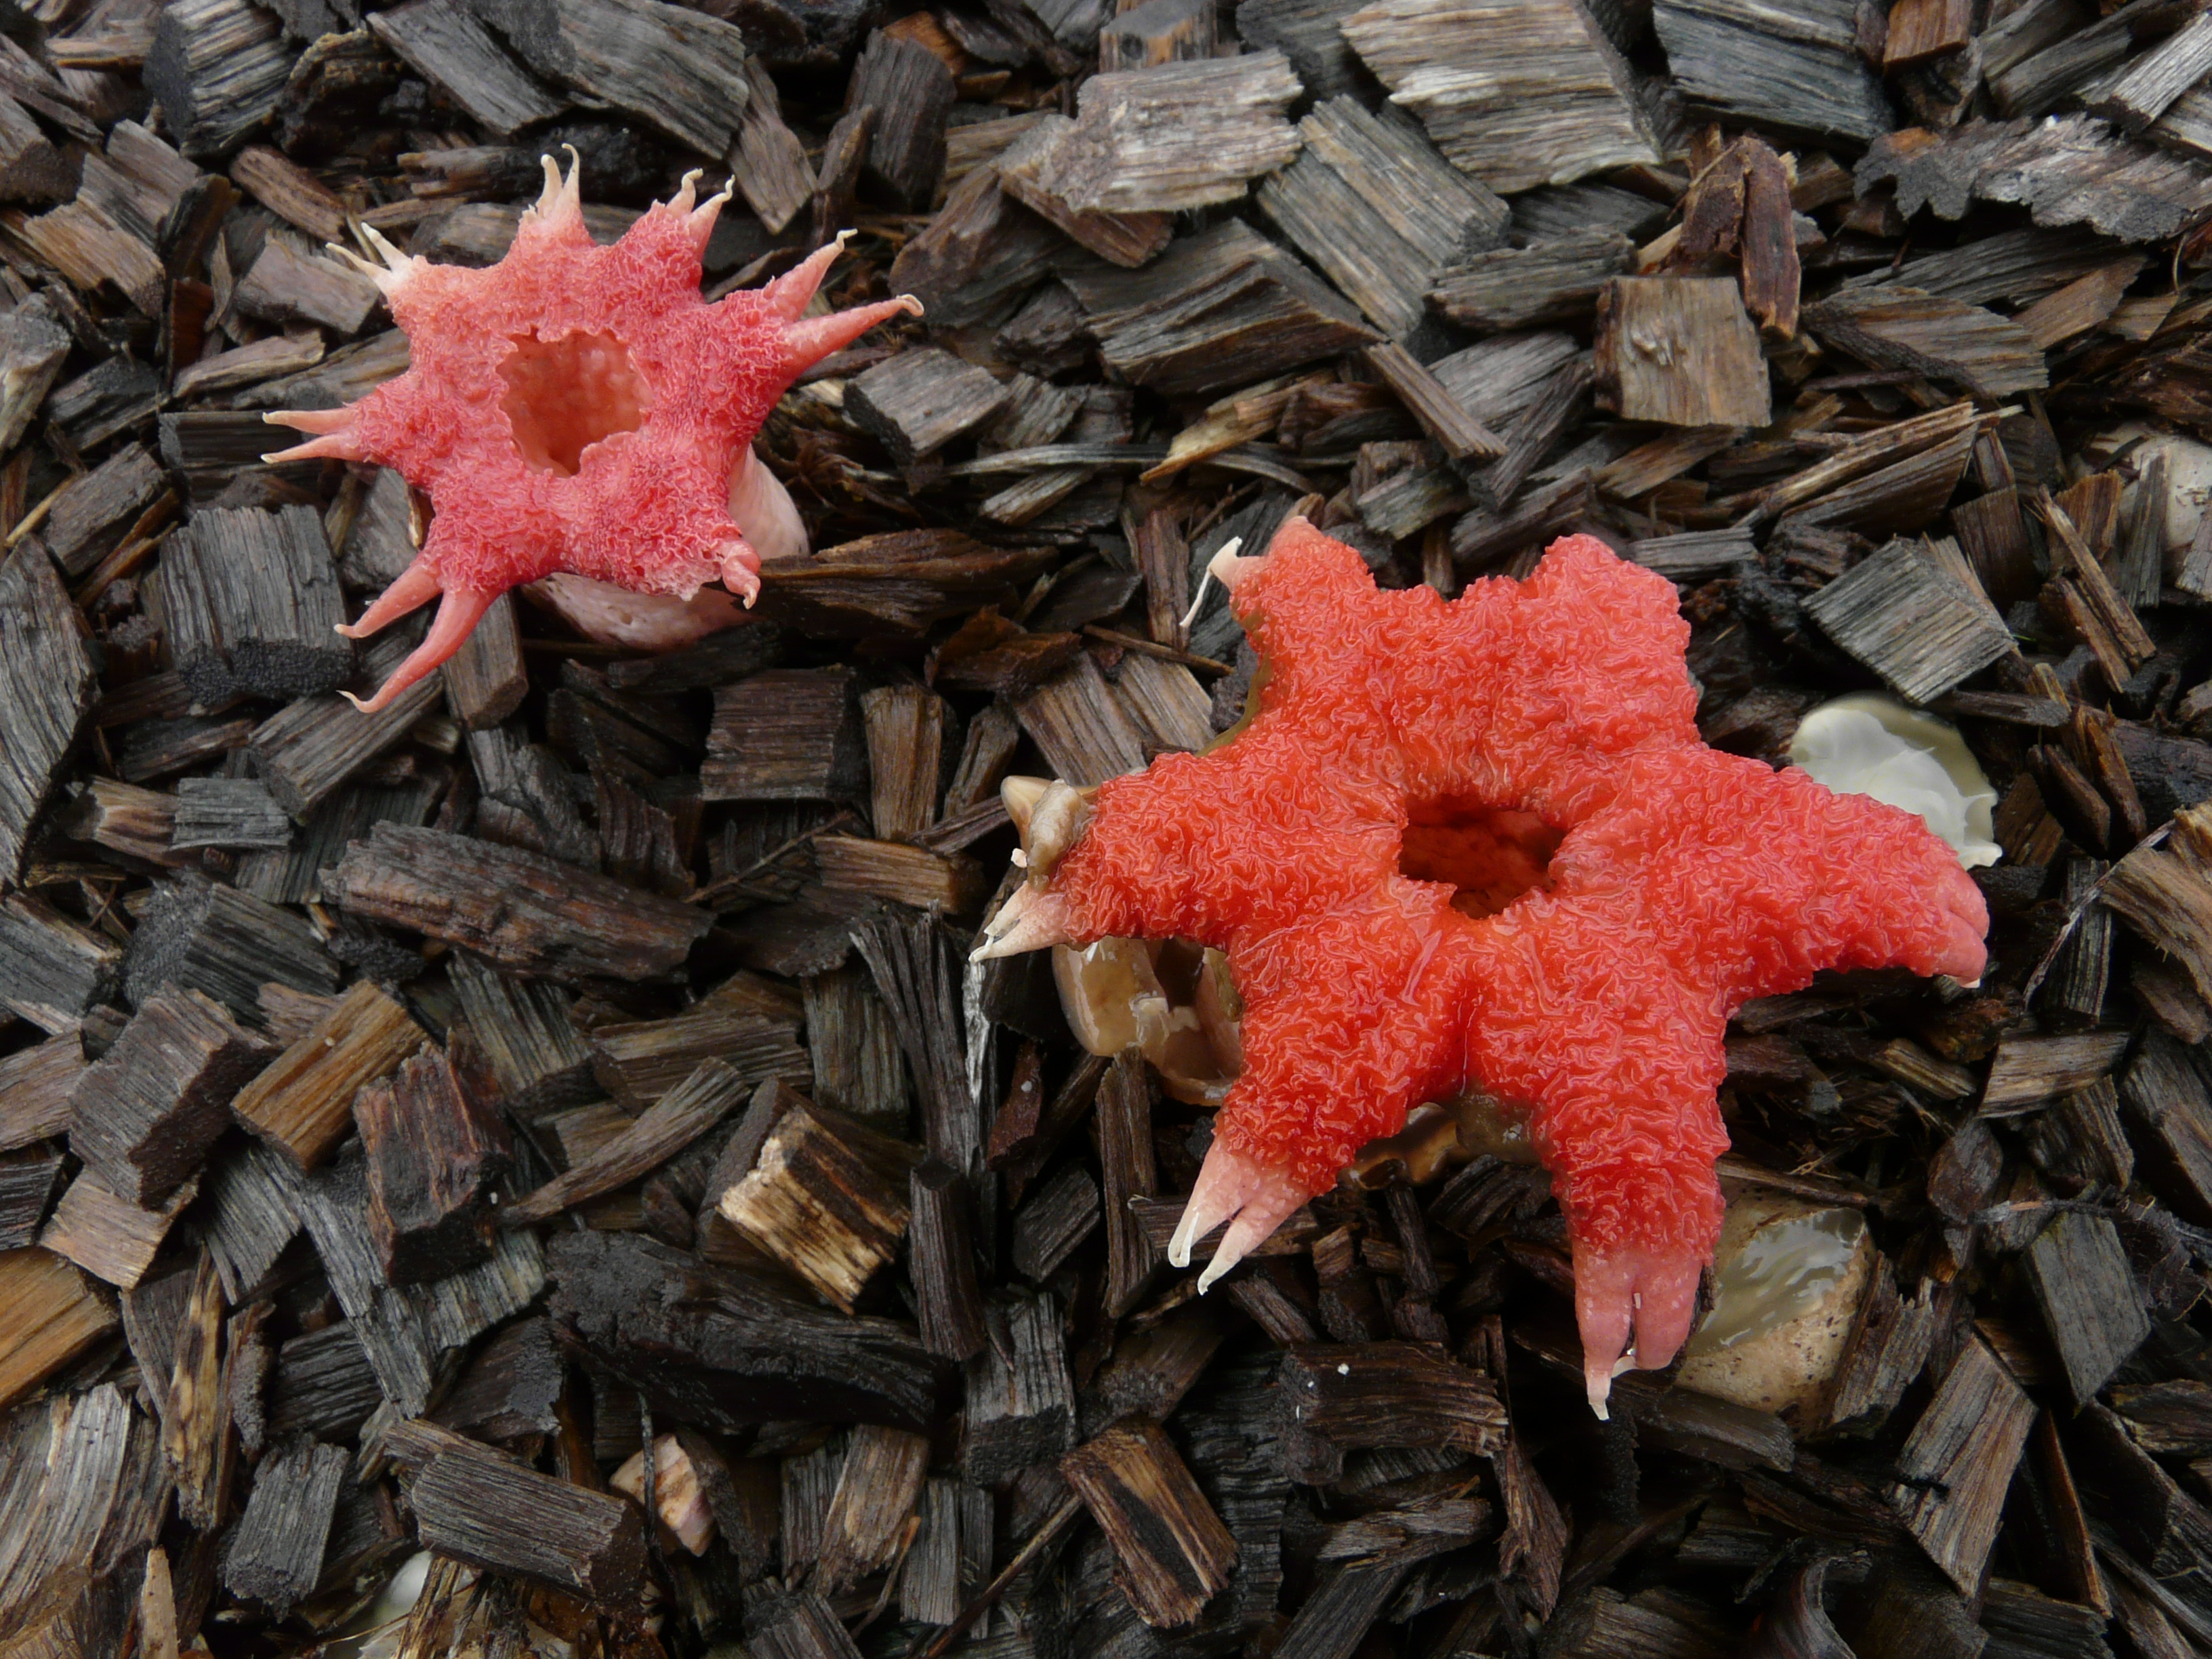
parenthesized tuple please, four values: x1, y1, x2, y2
(264, 155, 917, 712)
(977, 519, 1987, 1414)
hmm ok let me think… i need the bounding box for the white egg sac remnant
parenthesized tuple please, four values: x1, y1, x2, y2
(1788, 693, 2000, 869)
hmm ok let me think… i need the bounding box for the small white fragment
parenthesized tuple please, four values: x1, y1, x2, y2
(1336, 1363, 1350, 1375)
(1788, 694, 2000, 869)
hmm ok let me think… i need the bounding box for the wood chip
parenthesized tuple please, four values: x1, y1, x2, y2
(230, 981, 424, 1171)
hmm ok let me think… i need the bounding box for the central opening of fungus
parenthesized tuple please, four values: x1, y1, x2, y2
(499, 329, 651, 476)
(1399, 798, 1562, 918)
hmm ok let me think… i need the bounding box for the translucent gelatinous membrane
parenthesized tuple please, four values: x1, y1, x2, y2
(1053, 935, 1240, 1104)
(499, 329, 651, 476)
(1787, 694, 1998, 869)
(1397, 798, 1562, 918)
(1683, 1201, 1866, 1355)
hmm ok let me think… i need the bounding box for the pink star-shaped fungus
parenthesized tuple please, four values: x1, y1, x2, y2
(264, 155, 917, 712)
(976, 520, 1987, 1414)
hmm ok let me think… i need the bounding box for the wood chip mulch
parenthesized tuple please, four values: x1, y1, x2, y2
(7, 0, 2212, 1654)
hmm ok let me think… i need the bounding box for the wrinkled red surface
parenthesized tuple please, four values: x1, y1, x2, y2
(274, 176, 910, 710)
(351, 203, 792, 598)
(1050, 523, 1987, 1290)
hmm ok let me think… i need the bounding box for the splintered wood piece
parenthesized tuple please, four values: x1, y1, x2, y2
(0, 300, 70, 453)
(0, 1034, 88, 1154)
(66, 988, 272, 1208)
(846, 348, 1013, 464)
(476, 0, 749, 155)
(861, 684, 952, 841)
(1276, 1343, 1506, 1483)
(718, 1095, 918, 1310)
(199, 1145, 302, 1303)
(443, 592, 528, 731)
(357, 1048, 510, 1284)
(996, 116, 1172, 269)
(2113, 1379, 2212, 1456)
(1061, 1417, 1237, 1627)
(1082, 1305, 1229, 1435)
(802, 964, 908, 1128)
(750, 1590, 870, 1659)
(909, 1158, 987, 1361)
(434, 1315, 564, 1441)
(1341, 0, 1656, 192)
(411, 1438, 647, 1604)
(1427, 230, 1635, 333)
(815, 1423, 930, 1594)
(0, 95, 71, 206)
(231, 981, 424, 1170)
(548, 1229, 950, 1431)
(2015, 261, 2140, 349)
(1654, 0, 1889, 142)
(889, 165, 1067, 325)
(1260, 97, 1508, 340)
(729, 56, 811, 232)
(847, 27, 955, 207)
(1362, 342, 1504, 460)
(249, 628, 451, 820)
(1747, 402, 1984, 527)
(0, 1382, 164, 1639)
(170, 779, 291, 853)
(507, 1059, 750, 1226)
(703, 668, 867, 802)
(0, 545, 100, 886)
(266, 1321, 382, 1442)
(230, 229, 383, 335)
(2098, 12, 2212, 131)
(2068, 1399, 2212, 1602)
(325, 823, 711, 981)
(1981, 1029, 2133, 1113)
(221, 1437, 347, 1614)
(1099, 1052, 1160, 1318)
(1061, 220, 1379, 400)
(590, 1005, 808, 1107)
(3, 198, 165, 317)
(2026, 1208, 2151, 1407)
(41, 1168, 199, 1288)
(1100, 0, 1214, 67)
(852, 908, 975, 1174)
(963, 1288, 1076, 1483)
(144, 0, 293, 157)
(368, 0, 567, 137)
(1804, 287, 2049, 400)
(1822, 1265, 1946, 1433)
(229, 146, 346, 243)
(1595, 277, 1771, 428)
(2106, 841, 2212, 1012)
(1449, 473, 1593, 567)
(41, 443, 165, 579)
(0, 894, 123, 1035)
(0, 1247, 117, 1410)
(1035, 52, 1300, 214)
(900, 1476, 992, 1625)
(814, 836, 990, 912)
(0, 1149, 62, 1251)
(2122, 1031, 2212, 1225)
(1015, 654, 1151, 786)
(1885, 0, 1972, 66)
(1891, 1335, 2036, 1591)
(1011, 1161, 1101, 1282)
(1472, 357, 1591, 511)
(1801, 537, 2014, 704)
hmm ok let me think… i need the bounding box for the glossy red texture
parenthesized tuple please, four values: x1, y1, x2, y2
(1043, 520, 1988, 1404)
(265, 162, 916, 712)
